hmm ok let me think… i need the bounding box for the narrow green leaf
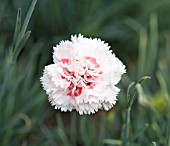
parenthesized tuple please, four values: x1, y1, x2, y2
(70, 112, 77, 146)
(127, 82, 135, 101)
(152, 141, 157, 146)
(80, 116, 92, 146)
(40, 125, 56, 145)
(13, 31, 31, 63)
(20, 0, 37, 38)
(56, 127, 70, 146)
(131, 123, 149, 142)
(4, 95, 15, 121)
(1, 128, 13, 146)
(12, 8, 21, 48)
(147, 13, 158, 75)
(98, 117, 106, 146)
(124, 17, 148, 77)
(123, 76, 151, 146)
(127, 93, 136, 109)
(124, 17, 142, 32)
(156, 71, 170, 103)
(167, 124, 170, 146)
(138, 27, 148, 77)
(138, 76, 151, 84)
(56, 113, 64, 130)
(103, 139, 122, 145)
(0, 64, 14, 98)
(127, 76, 150, 109)
(4, 77, 23, 121)
(124, 107, 131, 145)
(136, 84, 155, 111)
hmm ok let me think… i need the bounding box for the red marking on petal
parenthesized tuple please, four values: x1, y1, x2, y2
(85, 56, 100, 69)
(63, 68, 74, 76)
(67, 92, 72, 96)
(85, 56, 96, 63)
(86, 75, 93, 80)
(68, 82, 74, 90)
(85, 56, 91, 60)
(61, 75, 65, 79)
(89, 86, 94, 89)
(89, 83, 96, 89)
(61, 58, 70, 64)
(67, 86, 82, 97)
(94, 63, 100, 68)
(60, 56, 103, 98)
(91, 58, 96, 63)
(74, 87, 82, 96)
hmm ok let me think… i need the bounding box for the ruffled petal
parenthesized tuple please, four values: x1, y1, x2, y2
(40, 34, 126, 115)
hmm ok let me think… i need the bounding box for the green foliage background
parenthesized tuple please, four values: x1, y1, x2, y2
(0, 0, 170, 145)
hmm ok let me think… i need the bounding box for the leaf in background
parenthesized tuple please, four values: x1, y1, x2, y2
(20, 0, 37, 38)
(103, 139, 122, 145)
(127, 81, 135, 102)
(12, 8, 21, 48)
(152, 141, 157, 146)
(167, 124, 170, 146)
(156, 71, 170, 103)
(147, 13, 158, 76)
(11, 0, 37, 64)
(13, 31, 31, 63)
(56, 127, 70, 146)
(131, 123, 148, 142)
(136, 84, 155, 111)
(137, 76, 151, 84)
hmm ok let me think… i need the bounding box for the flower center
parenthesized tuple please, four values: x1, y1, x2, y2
(60, 56, 102, 98)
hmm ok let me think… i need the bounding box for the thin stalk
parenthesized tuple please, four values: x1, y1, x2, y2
(138, 27, 147, 77)
(152, 141, 157, 146)
(20, 0, 37, 38)
(70, 112, 77, 146)
(122, 77, 150, 146)
(167, 124, 170, 146)
(131, 123, 148, 142)
(124, 107, 131, 146)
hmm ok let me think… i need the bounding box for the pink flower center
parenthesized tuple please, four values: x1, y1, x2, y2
(60, 56, 102, 98)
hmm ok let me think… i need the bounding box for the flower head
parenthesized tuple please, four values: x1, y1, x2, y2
(40, 34, 126, 115)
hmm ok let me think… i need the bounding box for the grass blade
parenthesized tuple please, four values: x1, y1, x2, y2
(12, 8, 21, 48)
(138, 27, 148, 77)
(167, 124, 170, 146)
(138, 76, 151, 84)
(56, 127, 70, 146)
(147, 13, 158, 75)
(20, 0, 37, 38)
(152, 141, 157, 146)
(127, 82, 135, 102)
(131, 123, 148, 142)
(13, 31, 31, 63)
(103, 139, 122, 145)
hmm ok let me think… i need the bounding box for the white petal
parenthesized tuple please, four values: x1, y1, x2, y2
(40, 34, 126, 115)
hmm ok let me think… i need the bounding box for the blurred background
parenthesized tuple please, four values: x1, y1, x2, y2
(0, 0, 170, 145)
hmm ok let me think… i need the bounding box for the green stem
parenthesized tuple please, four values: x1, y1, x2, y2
(124, 107, 131, 146)
(70, 112, 77, 146)
(168, 124, 170, 146)
(152, 141, 157, 146)
(122, 107, 131, 146)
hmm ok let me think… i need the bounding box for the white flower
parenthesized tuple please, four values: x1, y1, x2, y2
(40, 34, 126, 115)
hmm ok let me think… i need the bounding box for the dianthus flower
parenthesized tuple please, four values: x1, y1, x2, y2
(40, 34, 126, 115)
